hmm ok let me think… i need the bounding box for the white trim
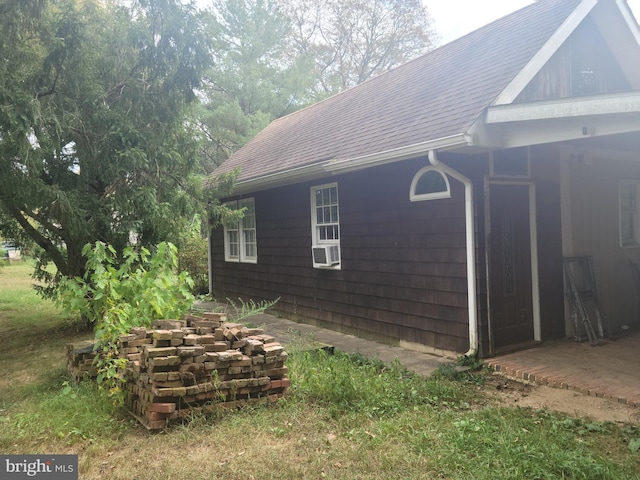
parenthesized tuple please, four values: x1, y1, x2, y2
(231, 162, 328, 196)
(485, 180, 541, 351)
(483, 113, 640, 150)
(223, 198, 258, 264)
(229, 135, 471, 196)
(428, 151, 478, 357)
(619, 179, 640, 248)
(529, 184, 541, 342)
(223, 201, 240, 262)
(409, 166, 451, 201)
(616, 0, 640, 46)
(207, 234, 213, 295)
(310, 183, 341, 270)
(326, 134, 471, 174)
(238, 198, 258, 263)
(486, 91, 640, 124)
(493, 0, 598, 106)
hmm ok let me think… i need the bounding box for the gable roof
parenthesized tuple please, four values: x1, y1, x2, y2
(209, 0, 622, 191)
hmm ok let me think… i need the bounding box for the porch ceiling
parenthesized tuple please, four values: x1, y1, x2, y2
(564, 130, 640, 153)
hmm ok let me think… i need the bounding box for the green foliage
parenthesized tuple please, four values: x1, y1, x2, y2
(226, 297, 280, 322)
(0, 0, 213, 296)
(57, 241, 194, 400)
(197, 0, 316, 169)
(288, 350, 466, 418)
(0, 372, 131, 450)
(176, 215, 209, 295)
(278, 0, 436, 94)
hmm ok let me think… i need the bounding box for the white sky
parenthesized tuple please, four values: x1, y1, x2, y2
(427, 0, 640, 44)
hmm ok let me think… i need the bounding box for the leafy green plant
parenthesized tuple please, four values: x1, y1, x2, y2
(226, 297, 280, 322)
(176, 214, 210, 295)
(57, 241, 194, 401)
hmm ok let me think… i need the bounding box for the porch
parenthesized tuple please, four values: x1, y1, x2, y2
(485, 328, 640, 407)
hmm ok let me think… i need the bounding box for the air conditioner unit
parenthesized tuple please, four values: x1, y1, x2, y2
(312, 245, 340, 267)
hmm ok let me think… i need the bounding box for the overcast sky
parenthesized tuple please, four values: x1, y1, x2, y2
(428, 0, 640, 44)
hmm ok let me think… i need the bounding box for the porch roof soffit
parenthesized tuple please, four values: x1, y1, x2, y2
(478, 91, 640, 150)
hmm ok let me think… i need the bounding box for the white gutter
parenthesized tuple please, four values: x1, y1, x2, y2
(207, 234, 214, 296)
(325, 134, 471, 174)
(231, 162, 328, 196)
(428, 150, 478, 358)
(227, 134, 472, 196)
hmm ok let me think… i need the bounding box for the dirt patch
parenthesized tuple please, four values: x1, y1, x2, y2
(484, 373, 640, 425)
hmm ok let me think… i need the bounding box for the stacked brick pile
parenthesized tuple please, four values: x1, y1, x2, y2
(120, 313, 290, 429)
(66, 340, 98, 381)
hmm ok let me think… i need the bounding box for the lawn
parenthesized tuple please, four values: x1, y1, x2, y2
(1, 260, 639, 479)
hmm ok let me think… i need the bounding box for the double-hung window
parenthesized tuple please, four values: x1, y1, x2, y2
(310, 183, 341, 268)
(224, 198, 257, 263)
(620, 180, 640, 247)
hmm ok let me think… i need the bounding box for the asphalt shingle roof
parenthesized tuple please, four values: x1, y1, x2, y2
(211, 0, 582, 184)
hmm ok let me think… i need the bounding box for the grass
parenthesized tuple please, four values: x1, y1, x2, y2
(1, 260, 639, 479)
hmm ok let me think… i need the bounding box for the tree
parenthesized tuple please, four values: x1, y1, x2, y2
(196, 0, 316, 170)
(279, 0, 436, 94)
(0, 0, 213, 296)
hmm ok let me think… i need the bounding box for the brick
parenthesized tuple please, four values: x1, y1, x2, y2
(128, 338, 152, 347)
(153, 330, 173, 341)
(119, 334, 138, 343)
(145, 347, 178, 358)
(147, 420, 167, 430)
(214, 328, 225, 341)
(152, 372, 168, 382)
(177, 346, 205, 357)
(202, 312, 227, 322)
(231, 356, 252, 367)
(205, 341, 230, 352)
(264, 343, 284, 356)
(149, 356, 181, 367)
(152, 320, 184, 330)
(154, 380, 183, 388)
(179, 363, 204, 374)
(130, 327, 149, 338)
(183, 334, 202, 346)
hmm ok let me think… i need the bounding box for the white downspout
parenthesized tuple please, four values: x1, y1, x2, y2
(207, 234, 214, 296)
(428, 150, 478, 357)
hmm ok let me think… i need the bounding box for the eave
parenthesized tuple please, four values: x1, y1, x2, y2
(479, 90, 640, 149)
(228, 134, 472, 196)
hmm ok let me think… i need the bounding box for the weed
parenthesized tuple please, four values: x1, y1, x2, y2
(2, 265, 640, 479)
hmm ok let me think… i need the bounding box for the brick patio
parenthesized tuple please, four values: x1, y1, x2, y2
(485, 329, 640, 408)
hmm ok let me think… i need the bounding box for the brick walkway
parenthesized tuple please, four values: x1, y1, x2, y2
(197, 301, 640, 407)
(485, 330, 640, 407)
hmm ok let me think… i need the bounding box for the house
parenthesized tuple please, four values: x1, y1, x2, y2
(207, 0, 640, 358)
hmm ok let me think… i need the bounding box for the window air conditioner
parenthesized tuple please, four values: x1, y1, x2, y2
(312, 245, 340, 266)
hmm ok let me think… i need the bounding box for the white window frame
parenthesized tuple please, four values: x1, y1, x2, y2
(410, 166, 451, 201)
(223, 198, 258, 263)
(620, 180, 640, 248)
(310, 183, 341, 269)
